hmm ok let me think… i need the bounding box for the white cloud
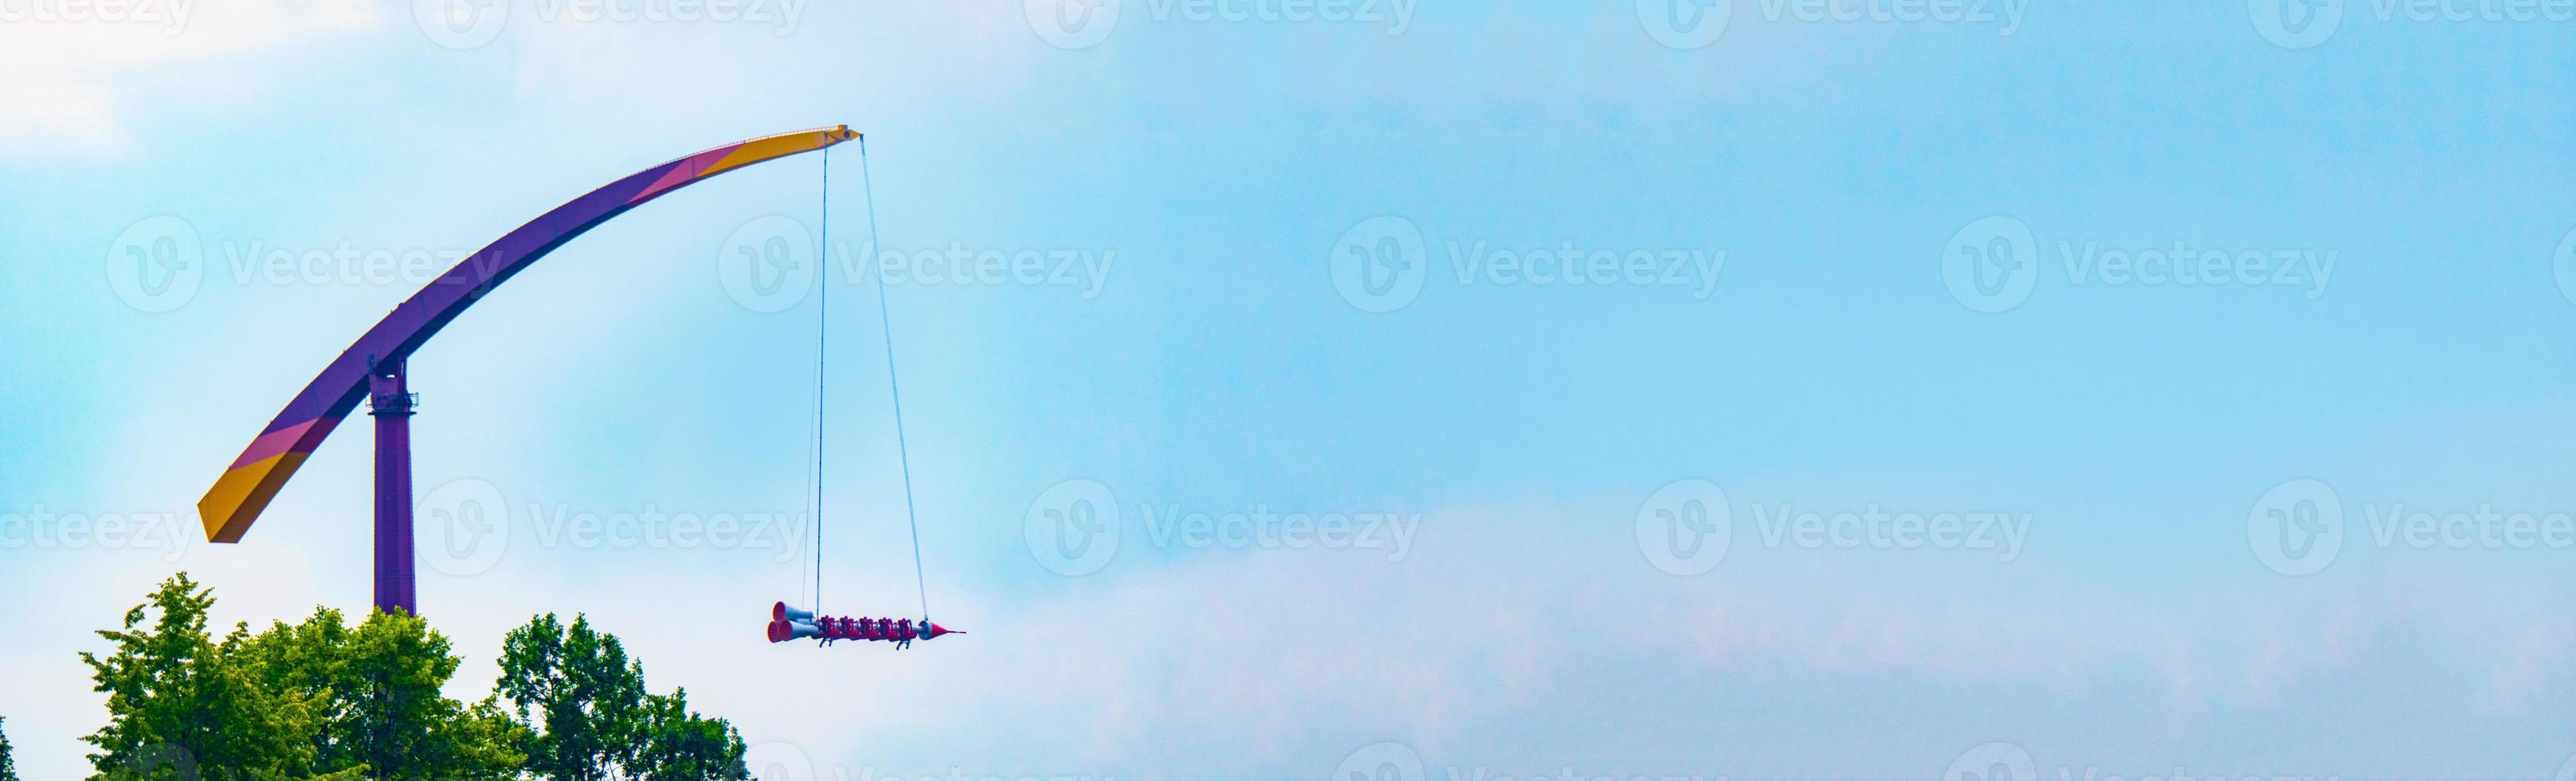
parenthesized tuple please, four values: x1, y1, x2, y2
(0, 0, 378, 157)
(625, 496, 2576, 777)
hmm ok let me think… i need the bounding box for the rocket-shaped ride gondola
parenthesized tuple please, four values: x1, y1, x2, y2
(767, 602, 959, 649)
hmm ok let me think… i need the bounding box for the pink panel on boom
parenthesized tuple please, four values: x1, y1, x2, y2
(229, 417, 335, 469)
(633, 147, 739, 202)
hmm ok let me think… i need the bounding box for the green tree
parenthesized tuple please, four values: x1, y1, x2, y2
(81, 574, 317, 780)
(496, 614, 748, 780)
(495, 614, 643, 779)
(230, 608, 353, 774)
(631, 690, 751, 781)
(84, 575, 525, 780)
(2, 715, 22, 781)
(82, 577, 745, 781)
(233, 608, 524, 779)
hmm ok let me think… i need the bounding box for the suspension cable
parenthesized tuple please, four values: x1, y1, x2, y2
(811, 147, 831, 611)
(860, 137, 931, 622)
(798, 365, 817, 610)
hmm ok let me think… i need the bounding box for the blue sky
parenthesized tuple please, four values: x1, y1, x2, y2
(5, 2, 2576, 779)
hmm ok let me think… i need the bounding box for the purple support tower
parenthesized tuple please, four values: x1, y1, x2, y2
(368, 359, 417, 616)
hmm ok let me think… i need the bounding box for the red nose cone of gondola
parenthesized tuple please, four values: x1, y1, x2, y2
(924, 622, 962, 639)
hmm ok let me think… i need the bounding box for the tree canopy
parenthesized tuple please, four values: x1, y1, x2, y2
(2, 715, 21, 781)
(495, 614, 751, 781)
(79, 574, 747, 781)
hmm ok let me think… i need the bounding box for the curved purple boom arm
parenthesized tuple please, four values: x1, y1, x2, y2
(199, 125, 857, 544)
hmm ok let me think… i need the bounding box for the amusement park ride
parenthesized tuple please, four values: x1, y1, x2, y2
(194, 125, 958, 648)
